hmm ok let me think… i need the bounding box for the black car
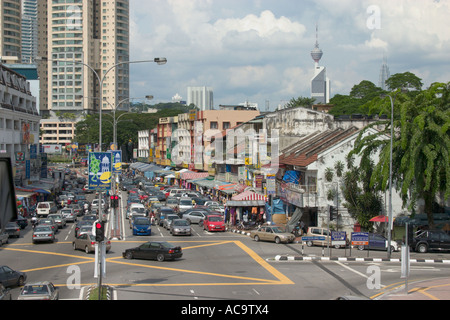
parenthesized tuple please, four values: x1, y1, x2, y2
(0, 265, 27, 287)
(15, 215, 28, 229)
(411, 230, 450, 253)
(123, 241, 182, 262)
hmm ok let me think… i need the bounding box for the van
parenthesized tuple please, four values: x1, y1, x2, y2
(128, 203, 147, 219)
(36, 202, 57, 218)
(302, 227, 333, 248)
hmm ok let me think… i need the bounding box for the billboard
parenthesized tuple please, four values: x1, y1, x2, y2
(88, 152, 112, 191)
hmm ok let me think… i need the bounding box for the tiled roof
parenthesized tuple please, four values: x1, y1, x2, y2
(279, 127, 359, 168)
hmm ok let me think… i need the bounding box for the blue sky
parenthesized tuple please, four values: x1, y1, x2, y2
(128, 0, 450, 111)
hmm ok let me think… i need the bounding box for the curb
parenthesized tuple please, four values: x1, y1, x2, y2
(83, 285, 114, 300)
(274, 255, 450, 263)
(230, 229, 251, 236)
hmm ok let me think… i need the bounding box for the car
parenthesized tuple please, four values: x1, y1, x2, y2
(411, 229, 450, 253)
(250, 225, 295, 244)
(0, 265, 27, 287)
(204, 201, 220, 207)
(178, 198, 194, 212)
(14, 215, 28, 229)
(128, 203, 147, 220)
(166, 197, 179, 211)
(131, 216, 152, 236)
(155, 207, 176, 226)
(68, 203, 83, 216)
(4, 222, 20, 238)
(0, 284, 11, 300)
(32, 225, 55, 244)
(123, 241, 183, 261)
(17, 281, 59, 300)
(170, 219, 192, 236)
(357, 233, 399, 252)
(0, 232, 8, 246)
(91, 198, 107, 211)
(36, 201, 57, 218)
(202, 215, 226, 232)
(75, 219, 95, 237)
(163, 214, 179, 230)
(73, 233, 111, 253)
(208, 205, 225, 214)
(61, 207, 77, 222)
(182, 210, 210, 224)
(37, 218, 58, 233)
(48, 213, 67, 229)
(302, 227, 332, 248)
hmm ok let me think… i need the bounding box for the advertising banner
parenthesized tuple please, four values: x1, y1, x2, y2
(88, 152, 112, 191)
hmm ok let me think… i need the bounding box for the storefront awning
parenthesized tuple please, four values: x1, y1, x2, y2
(226, 200, 266, 207)
(181, 172, 210, 180)
(232, 190, 267, 201)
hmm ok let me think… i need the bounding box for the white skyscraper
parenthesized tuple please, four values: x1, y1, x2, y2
(310, 24, 330, 104)
(21, 0, 38, 64)
(187, 86, 214, 110)
(378, 55, 390, 90)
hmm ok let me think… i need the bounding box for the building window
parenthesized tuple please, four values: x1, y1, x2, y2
(222, 122, 230, 130)
(210, 122, 218, 129)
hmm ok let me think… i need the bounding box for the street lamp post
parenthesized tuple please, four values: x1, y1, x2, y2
(381, 88, 407, 259)
(36, 56, 167, 297)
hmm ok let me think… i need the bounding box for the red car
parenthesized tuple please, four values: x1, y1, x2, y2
(202, 215, 226, 232)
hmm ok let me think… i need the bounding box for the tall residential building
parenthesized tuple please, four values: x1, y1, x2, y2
(187, 86, 214, 111)
(21, 0, 37, 63)
(378, 55, 390, 90)
(37, 0, 130, 117)
(0, 0, 22, 60)
(310, 24, 330, 104)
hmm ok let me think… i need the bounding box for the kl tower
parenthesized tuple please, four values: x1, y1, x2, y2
(310, 24, 330, 104)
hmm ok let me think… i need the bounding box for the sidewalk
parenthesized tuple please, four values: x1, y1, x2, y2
(378, 277, 450, 300)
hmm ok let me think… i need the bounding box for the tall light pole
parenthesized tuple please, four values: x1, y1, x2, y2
(381, 88, 407, 259)
(36, 56, 167, 296)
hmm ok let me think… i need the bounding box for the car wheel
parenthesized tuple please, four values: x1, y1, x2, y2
(417, 243, 428, 253)
(275, 237, 281, 244)
(125, 251, 133, 259)
(358, 245, 365, 251)
(156, 254, 165, 262)
(85, 246, 90, 254)
(254, 235, 260, 242)
(306, 241, 313, 247)
(72, 242, 77, 250)
(17, 276, 25, 287)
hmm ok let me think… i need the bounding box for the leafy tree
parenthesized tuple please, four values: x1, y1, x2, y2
(350, 80, 384, 100)
(283, 96, 316, 109)
(386, 71, 423, 92)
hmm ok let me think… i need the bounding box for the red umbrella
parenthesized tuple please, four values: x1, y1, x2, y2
(369, 215, 389, 222)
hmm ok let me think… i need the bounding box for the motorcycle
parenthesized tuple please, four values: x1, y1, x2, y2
(31, 216, 38, 229)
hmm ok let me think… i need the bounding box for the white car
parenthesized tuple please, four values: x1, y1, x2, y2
(36, 202, 57, 218)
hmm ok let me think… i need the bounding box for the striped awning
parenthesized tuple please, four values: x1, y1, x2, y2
(181, 172, 210, 180)
(232, 190, 267, 201)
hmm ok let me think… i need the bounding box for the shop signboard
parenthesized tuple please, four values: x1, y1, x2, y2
(351, 232, 369, 246)
(331, 231, 347, 246)
(88, 152, 112, 191)
(266, 174, 276, 195)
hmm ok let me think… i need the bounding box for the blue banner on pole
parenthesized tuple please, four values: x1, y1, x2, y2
(111, 150, 122, 174)
(88, 152, 112, 191)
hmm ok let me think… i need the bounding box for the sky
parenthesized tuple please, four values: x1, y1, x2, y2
(128, 0, 450, 111)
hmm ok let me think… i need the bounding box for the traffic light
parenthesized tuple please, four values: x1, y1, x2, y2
(330, 206, 338, 221)
(113, 195, 119, 208)
(95, 220, 105, 242)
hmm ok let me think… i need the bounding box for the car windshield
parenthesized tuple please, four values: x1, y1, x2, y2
(271, 227, 285, 233)
(167, 199, 178, 204)
(38, 203, 49, 208)
(174, 220, 189, 226)
(135, 218, 150, 225)
(180, 199, 192, 204)
(209, 216, 223, 222)
(21, 285, 48, 295)
(167, 215, 177, 221)
(132, 207, 145, 213)
(161, 209, 174, 214)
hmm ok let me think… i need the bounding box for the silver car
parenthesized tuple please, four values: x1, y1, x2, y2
(48, 214, 66, 229)
(18, 281, 59, 300)
(32, 226, 55, 244)
(61, 208, 77, 223)
(182, 210, 209, 224)
(170, 219, 192, 236)
(163, 214, 179, 230)
(4, 222, 20, 238)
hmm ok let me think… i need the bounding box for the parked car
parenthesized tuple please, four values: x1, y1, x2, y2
(73, 233, 111, 253)
(250, 225, 295, 244)
(163, 214, 179, 230)
(178, 198, 194, 212)
(170, 219, 192, 236)
(17, 281, 59, 300)
(37, 218, 58, 234)
(123, 241, 183, 261)
(131, 216, 152, 236)
(182, 210, 210, 224)
(36, 201, 57, 218)
(48, 214, 67, 229)
(411, 229, 450, 253)
(32, 226, 55, 244)
(201, 215, 226, 232)
(302, 227, 332, 248)
(357, 233, 400, 252)
(61, 207, 77, 223)
(0, 265, 27, 287)
(4, 222, 20, 238)
(155, 207, 176, 226)
(14, 215, 28, 229)
(0, 232, 8, 246)
(0, 284, 11, 300)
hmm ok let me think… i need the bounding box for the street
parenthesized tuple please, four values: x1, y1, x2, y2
(2, 188, 450, 302)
